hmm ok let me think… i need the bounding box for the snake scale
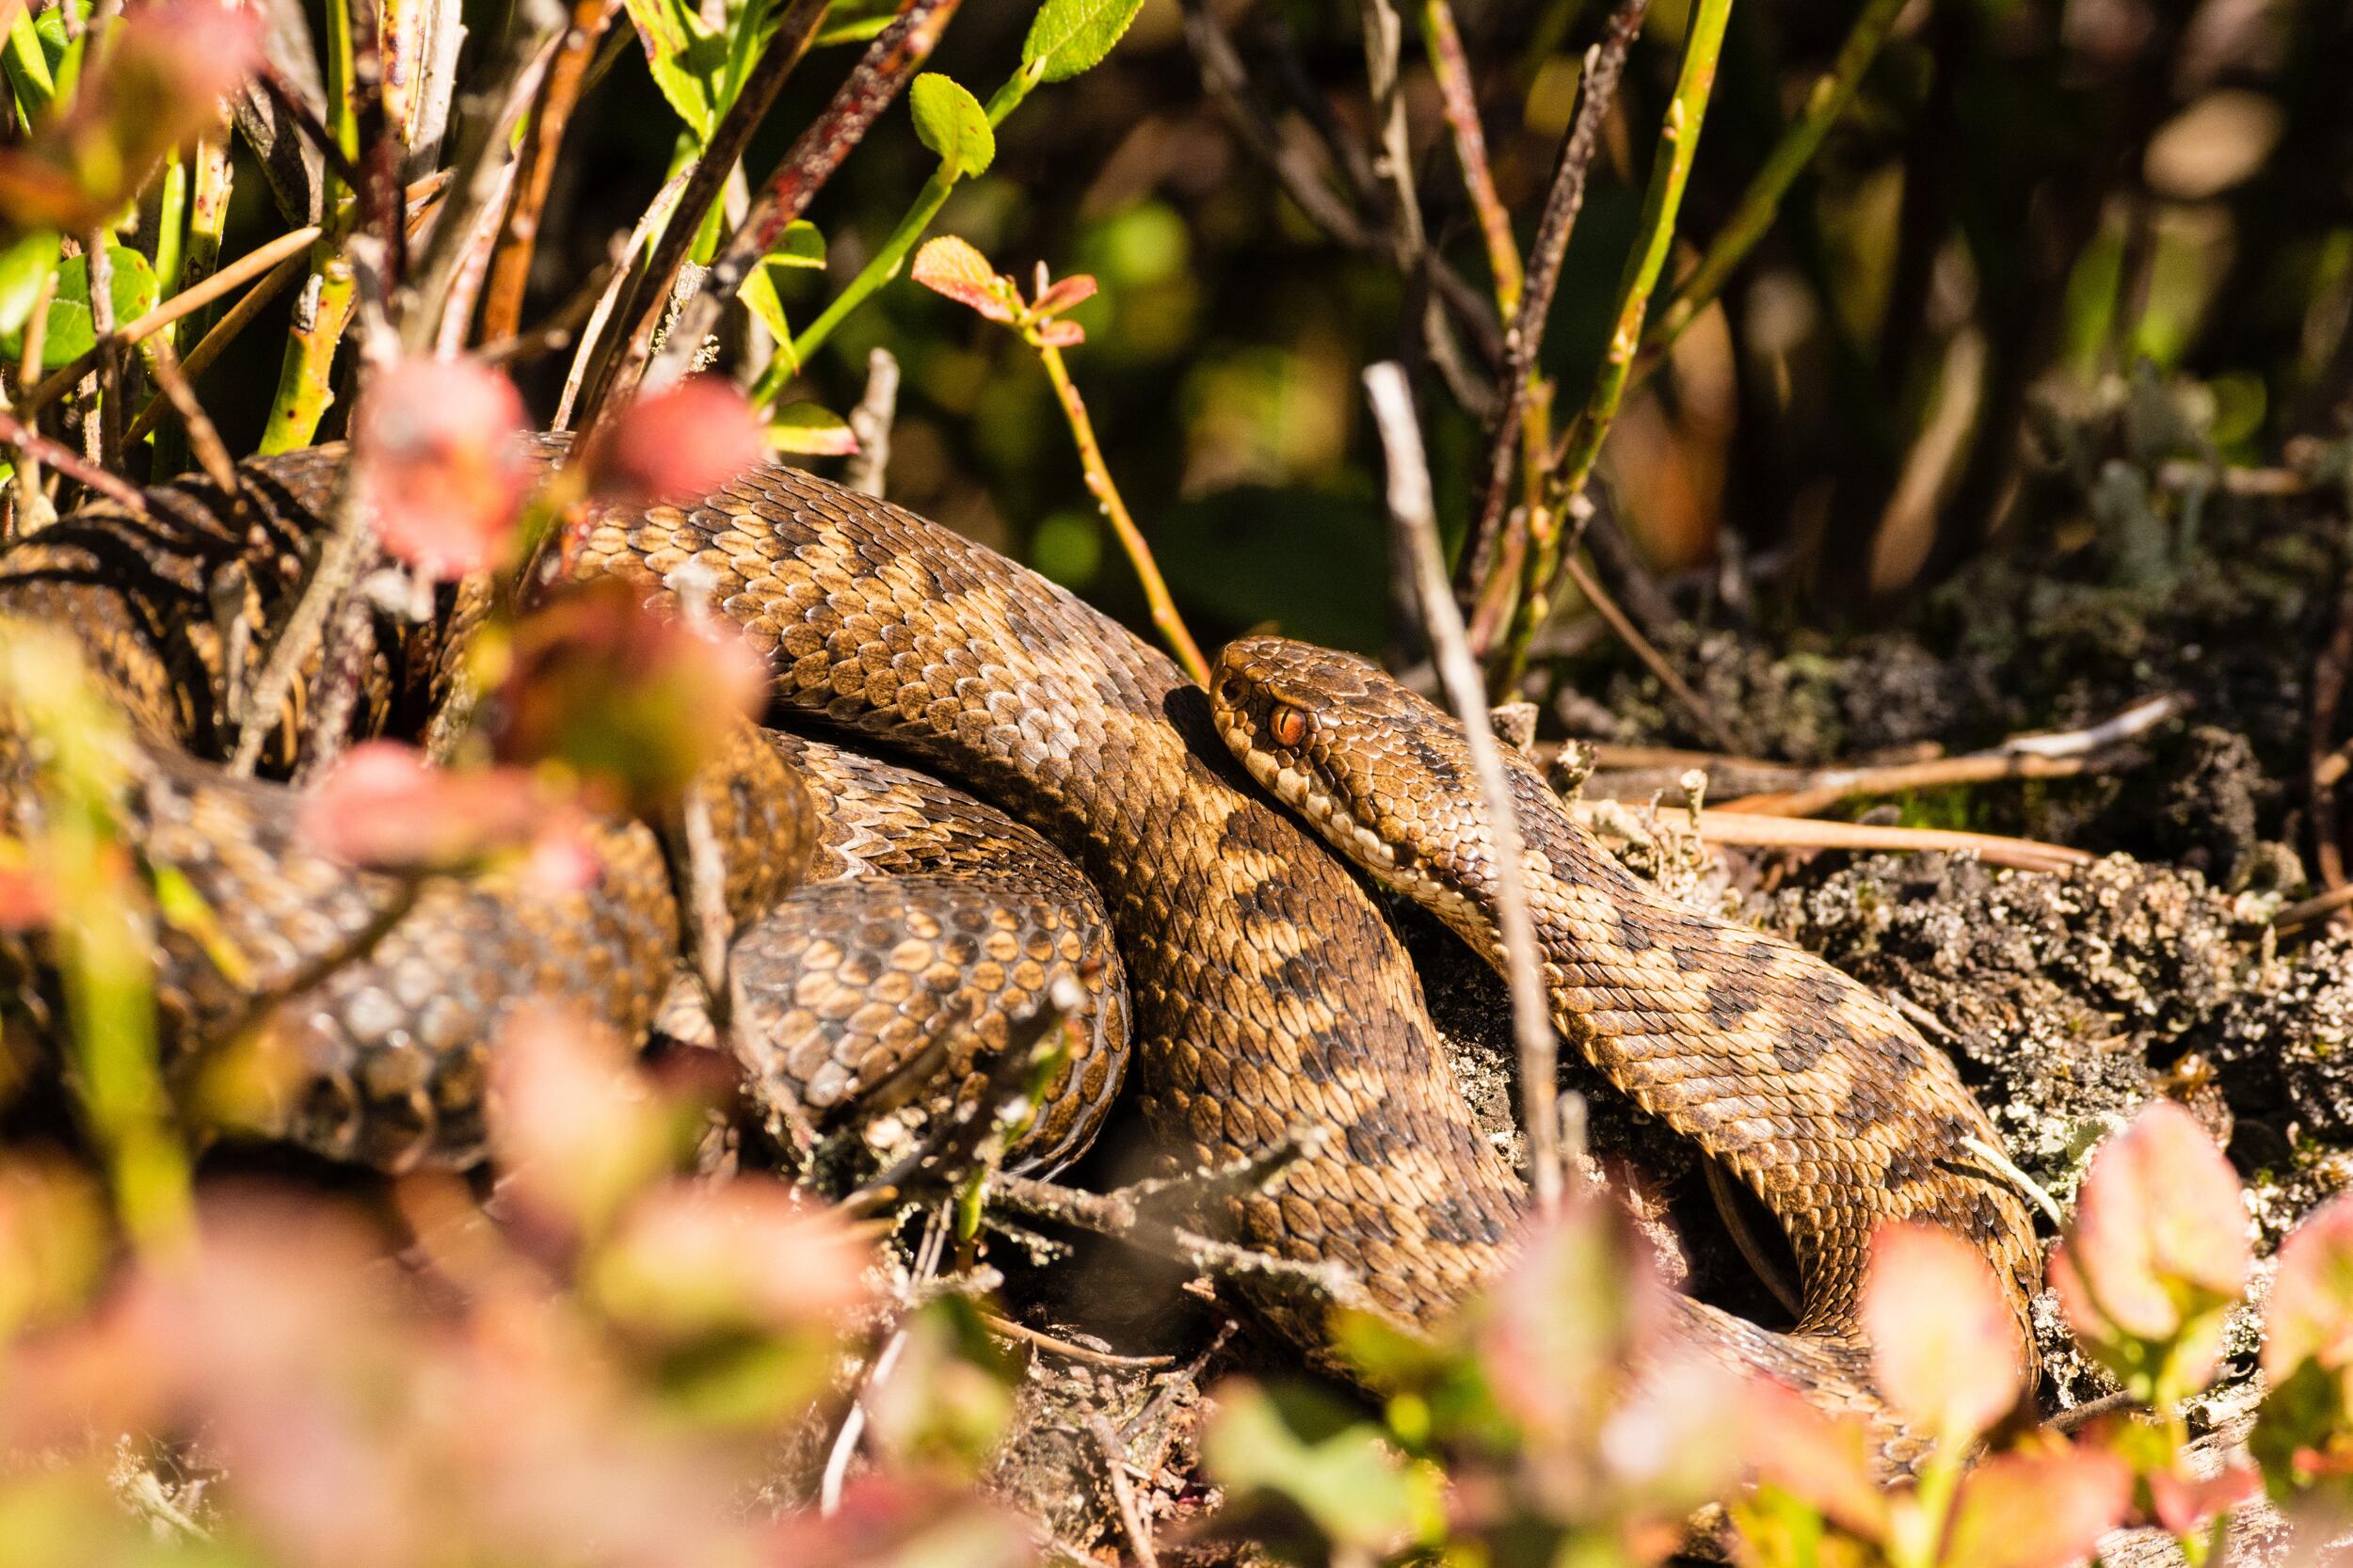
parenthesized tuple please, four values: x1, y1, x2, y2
(0, 440, 2039, 1457)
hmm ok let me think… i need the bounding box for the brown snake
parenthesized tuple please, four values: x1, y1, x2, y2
(0, 442, 2038, 1460)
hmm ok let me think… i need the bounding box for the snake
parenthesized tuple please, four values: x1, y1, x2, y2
(0, 439, 2039, 1461)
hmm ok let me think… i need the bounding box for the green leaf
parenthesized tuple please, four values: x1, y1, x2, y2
(1020, 0, 1144, 84)
(908, 73, 993, 182)
(813, 0, 900, 46)
(0, 231, 59, 339)
(1201, 1382, 1436, 1553)
(766, 403, 857, 456)
(624, 0, 723, 140)
(0, 245, 156, 371)
(771, 219, 825, 268)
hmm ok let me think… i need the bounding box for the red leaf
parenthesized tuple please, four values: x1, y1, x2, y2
(1939, 1444, 2135, 1568)
(591, 1178, 872, 1337)
(2148, 1461, 2261, 1535)
(1032, 318, 1085, 348)
(584, 377, 768, 504)
(2051, 1101, 2249, 1382)
(355, 357, 531, 582)
(1736, 1376, 1890, 1541)
(485, 581, 769, 815)
(910, 235, 1015, 322)
(1031, 273, 1097, 317)
(2266, 1196, 2353, 1382)
(0, 862, 53, 929)
(1863, 1221, 2026, 1442)
(488, 1005, 671, 1234)
(296, 742, 543, 872)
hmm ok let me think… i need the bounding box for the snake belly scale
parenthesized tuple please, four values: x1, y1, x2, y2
(1, 441, 2039, 1451)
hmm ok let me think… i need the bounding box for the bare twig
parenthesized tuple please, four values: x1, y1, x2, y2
(0, 409, 150, 516)
(1562, 548, 1738, 749)
(1461, 0, 1648, 601)
(553, 170, 691, 430)
(84, 230, 122, 470)
(2275, 883, 2353, 935)
(137, 338, 241, 504)
(5, 268, 57, 530)
(979, 1314, 1174, 1370)
(1365, 361, 1562, 1213)
(821, 1209, 947, 1514)
(1622, 807, 2094, 876)
(1037, 338, 1208, 685)
(479, 0, 623, 344)
(1715, 696, 2182, 818)
(124, 255, 309, 444)
(842, 347, 900, 498)
(1419, 0, 1520, 320)
(401, 0, 564, 351)
(1087, 1414, 1161, 1568)
(616, 0, 939, 411)
(477, 257, 613, 366)
(255, 60, 365, 195)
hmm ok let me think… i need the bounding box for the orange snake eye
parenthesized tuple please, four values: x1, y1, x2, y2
(1270, 704, 1311, 749)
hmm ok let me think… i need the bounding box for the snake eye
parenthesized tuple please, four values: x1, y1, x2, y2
(1269, 703, 1311, 749)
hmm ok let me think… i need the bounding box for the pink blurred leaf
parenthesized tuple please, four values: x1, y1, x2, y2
(1469, 1191, 1665, 1448)
(584, 376, 768, 504)
(488, 1005, 674, 1234)
(591, 1178, 872, 1337)
(768, 1478, 1038, 1568)
(2148, 1461, 2261, 1536)
(1938, 1444, 2136, 1568)
(296, 742, 546, 872)
(0, 857, 52, 929)
(2051, 1100, 2250, 1398)
(2267, 1197, 2353, 1383)
(1032, 317, 1085, 348)
(1864, 1221, 2025, 1442)
(1735, 1376, 1890, 1541)
(911, 235, 1015, 322)
(487, 580, 768, 814)
(0, 0, 262, 231)
(355, 357, 531, 582)
(1031, 273, 1096, 317)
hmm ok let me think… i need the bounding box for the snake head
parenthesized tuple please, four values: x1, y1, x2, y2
(1209, 634, 1492, 901)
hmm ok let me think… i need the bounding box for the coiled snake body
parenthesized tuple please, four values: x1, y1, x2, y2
(0, 443, 2038, 1455)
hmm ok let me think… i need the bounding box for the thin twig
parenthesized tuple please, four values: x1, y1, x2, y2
(979, 1313, 1174, 1370)
(842, 346, 900, 497)
(477, 257, 613, 366)
(1623, 807, 2094, 876)
(255, 60, 365, 194)
(1461, 0, 1648, 602)
(479, 0, 624, 344)
(0, 409, 150, 515)
(5, 268, 57, 531)
(618, 0, 937, 410)
(1418, 0, 1520, 320)
(1037, 339, 1208, 685)
(1087, 1413, 1161, 1568)
(1563, 550, 1738, 749)
(553, 171, 691, 431)
(821, 1209, 947, 1514)
(123, 255, 309, 445)
(137, 338, 241, 504)
(2275, 883, 2353, 935)
(401, 0, 564, 351)
(1364, 361, 1562, 1213)
(1715, 696, 2183, 817)
(84, 230, 122, 471)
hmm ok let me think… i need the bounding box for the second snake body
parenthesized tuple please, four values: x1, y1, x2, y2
(0, 443, 2040, 1451)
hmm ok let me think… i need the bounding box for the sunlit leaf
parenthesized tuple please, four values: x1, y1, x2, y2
(590, 1177, 872, 1339)
(1032, 272, 1096, 317)
(1734, 1377, 1890, 1542)
(907, 72, 993, 182)
(1020, 0, 1145, 84)
(1863, 1221, 2026, 1443)
(488, 1005, 674, 1236)
(766, 402, 858, 456)
(0, 229, 56, 338)
(2148, 1461, 2261, 1536)
(911, 234, 1015, 321)
(622, 0, 719, 139)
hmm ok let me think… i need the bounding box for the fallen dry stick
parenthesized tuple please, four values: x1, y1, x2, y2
(1584, 805, 2094, 876)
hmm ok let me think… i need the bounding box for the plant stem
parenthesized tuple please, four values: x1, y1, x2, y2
(1419, 0, 1520, 321)
(1638, 0, 1905, 372)
(1035, 341, 1207, 685)
(1498, 0, 1735, 695)
(259, 247, 358, 453)
(480, 0, 624, 344)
